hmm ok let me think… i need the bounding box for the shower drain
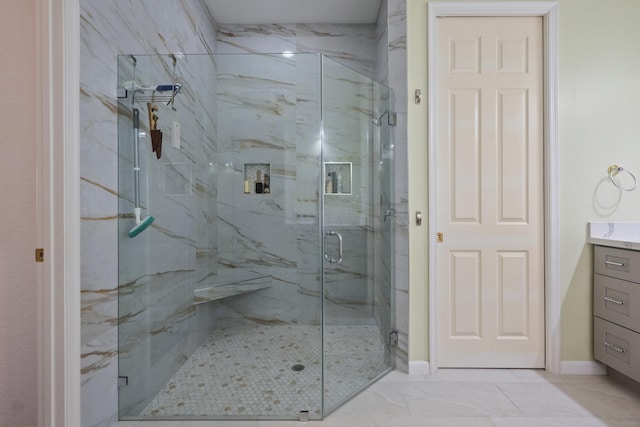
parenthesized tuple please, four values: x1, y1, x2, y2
(291, 364, 305, 372)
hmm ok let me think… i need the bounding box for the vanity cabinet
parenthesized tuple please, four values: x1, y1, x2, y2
(593, 245, 640, 382)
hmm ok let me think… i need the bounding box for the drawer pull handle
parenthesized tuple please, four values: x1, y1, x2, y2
(604, 296, 625, 305)
(604, 260, 626, 267)
(604, 341, 626, 353)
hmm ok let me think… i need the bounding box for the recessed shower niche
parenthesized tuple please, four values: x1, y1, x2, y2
(324, 162, 352, 195)
(243, 163, 271, 194)
(117, 53, 396, 421)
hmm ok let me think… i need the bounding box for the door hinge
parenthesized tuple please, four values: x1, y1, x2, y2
(35, 248, 44, 262)
(389, 330, 399, 347)
(388, 112, 397, 126)
(118, 376, 129, 387)
(437, 232, 443, 243)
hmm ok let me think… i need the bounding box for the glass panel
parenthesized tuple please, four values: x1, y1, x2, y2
(117, 53, 393, 422)
(117, 53, 324, 421)
(321, 56, 395, 415)
(374, 77, 396, 371)
(117, 53, 219, 419)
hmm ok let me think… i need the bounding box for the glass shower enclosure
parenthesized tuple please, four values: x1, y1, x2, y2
(117, 53, 395, 421)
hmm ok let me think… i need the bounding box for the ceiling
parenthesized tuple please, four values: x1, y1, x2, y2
(204, 0, 383, 24)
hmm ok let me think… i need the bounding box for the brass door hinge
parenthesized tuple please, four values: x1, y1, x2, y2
(437, 232, 443, 243)
(35, 248, 44, 262)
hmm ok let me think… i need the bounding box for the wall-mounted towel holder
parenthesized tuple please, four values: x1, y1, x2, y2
(608, 164, 637, 191)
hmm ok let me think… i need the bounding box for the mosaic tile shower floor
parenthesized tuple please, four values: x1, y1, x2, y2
(140, 323, 389, 419)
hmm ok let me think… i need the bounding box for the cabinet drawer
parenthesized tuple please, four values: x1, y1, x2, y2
(594, 317, 640, 383)
(594, 245, 640, 282)
(594, 274, 640, 333)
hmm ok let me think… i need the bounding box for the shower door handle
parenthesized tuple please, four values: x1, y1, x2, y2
(324, 230, 343, 264)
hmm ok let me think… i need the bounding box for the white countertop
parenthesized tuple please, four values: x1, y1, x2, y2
(588, 221, 640, 250)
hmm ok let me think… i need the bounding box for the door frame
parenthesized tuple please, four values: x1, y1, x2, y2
(427, 2, 560, 373)
(37, 0, 82, 425)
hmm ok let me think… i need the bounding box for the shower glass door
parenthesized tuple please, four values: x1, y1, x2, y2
(321, 56, 395, 414)
(117, 52, 393, 421)
(117, 53, 326, 421)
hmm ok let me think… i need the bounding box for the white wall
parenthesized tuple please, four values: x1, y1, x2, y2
(407, 0, 640, 363)
(0, 1, 38, 425)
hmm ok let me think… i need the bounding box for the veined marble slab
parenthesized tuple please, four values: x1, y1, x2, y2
(588, 221, 640, 250)
(193, 274, 272, 305)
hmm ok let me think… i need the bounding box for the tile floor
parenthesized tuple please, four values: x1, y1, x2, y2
(118, 369, 640, 427)
(138, 324, 388, 418)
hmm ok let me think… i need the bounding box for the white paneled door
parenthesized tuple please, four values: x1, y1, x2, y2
(436, 17, 544, 368)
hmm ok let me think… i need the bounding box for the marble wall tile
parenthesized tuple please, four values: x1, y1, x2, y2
(116, 51, 220, 416)
(216, 24, 377, 79)
(205, 43, 388, 336)
(394, 288, 410, 372)
(292, 55, 323, 326)
(214, 268, 323, 328)
(80, 1, 219, 425)
(371, 54, 395, 360)
(296, 24, 377, 78)
(81, 328, 119, 427)
(81, 218, 118, 345)
(376, 0, 390, 84)
(386, 0, 408, 372)
(209, 49, 390, 334)
(324, 227, 372, 300)
(81, 0, 408, 424)
(213, 54, 322, 326)
(295, 225, 323, 324)
(321, 55, 383, 334)
(216, 24, 297, 54)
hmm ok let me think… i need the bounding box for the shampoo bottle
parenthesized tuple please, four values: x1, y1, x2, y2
(255, 170, 263, 194)
(263, 174, 270, 194)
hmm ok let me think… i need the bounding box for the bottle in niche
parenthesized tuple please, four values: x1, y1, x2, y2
(331, 171, 338, 193)
(325, 173, 333, 193)
(255, 170, 263, 194)
(336, 171, 342, 193)
(263, 174, 270, 194)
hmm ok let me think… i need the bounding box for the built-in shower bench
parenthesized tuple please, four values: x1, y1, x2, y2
(193, 273, 272, 305)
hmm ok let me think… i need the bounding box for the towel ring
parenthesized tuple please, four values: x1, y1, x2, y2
(608, 165, 638, 191)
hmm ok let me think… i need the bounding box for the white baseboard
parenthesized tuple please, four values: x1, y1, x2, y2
(409, 360, 430, 375)
(560, 360, 607, 375)
(409, 360, 605, 375)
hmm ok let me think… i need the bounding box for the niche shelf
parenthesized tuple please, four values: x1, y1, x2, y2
(244, 163, 271, 195)
(324, 162, 352, 195)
